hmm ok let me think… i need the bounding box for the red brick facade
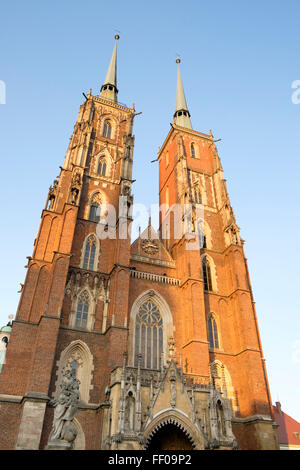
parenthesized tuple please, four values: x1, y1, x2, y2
(0, 66, 278, 449)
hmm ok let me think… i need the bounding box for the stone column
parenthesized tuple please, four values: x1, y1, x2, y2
(16, 392, 49, 450)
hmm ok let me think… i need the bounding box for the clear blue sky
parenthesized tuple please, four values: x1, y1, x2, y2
(1, 0, 300, 421)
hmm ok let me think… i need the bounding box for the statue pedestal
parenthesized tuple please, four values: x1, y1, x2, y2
(46, 439, 73, 450)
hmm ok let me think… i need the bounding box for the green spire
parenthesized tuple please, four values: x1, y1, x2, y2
(100, 35, 119, 102)
(174, 59, 192, 129)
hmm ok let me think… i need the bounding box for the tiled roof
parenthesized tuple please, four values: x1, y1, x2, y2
(273, 403, 300, 446)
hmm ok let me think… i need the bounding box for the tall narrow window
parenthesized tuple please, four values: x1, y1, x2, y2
(166, 187, 169, 209)
(83, 235, 97, 270)
(103, 120, 112, 138)
(202, 256, 213, 291)
(76, 291, 90, 328)
(208, 315, 219, 349)
(194, 189, 202, 204)
(97, 159, 107, 176)
(199, 230, 207, 249)
(71, 360, 78, 378)
(166, 151, 169, 168)
(89, 203, 100, 222)
(134, 300, 163, 370)
(191, 143, 196, 158)
(196, 220, 206, 248)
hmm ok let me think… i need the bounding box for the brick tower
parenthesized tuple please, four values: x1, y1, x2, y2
(0, 40, 278, 450)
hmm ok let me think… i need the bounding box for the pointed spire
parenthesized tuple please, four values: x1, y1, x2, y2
(100, 35, 119, 102)
(173, 59, 192, 129)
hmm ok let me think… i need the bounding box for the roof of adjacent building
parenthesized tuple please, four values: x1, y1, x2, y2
(273, 402, 300, 446)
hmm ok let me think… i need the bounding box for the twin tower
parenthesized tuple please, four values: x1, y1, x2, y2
(0, 36, 278, 450)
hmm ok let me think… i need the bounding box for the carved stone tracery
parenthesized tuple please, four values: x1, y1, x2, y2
(53, 340, 94, 405)
(65, 268, 109, 330)
(105, 359, 237, 450)
(141, 239, 159, 255)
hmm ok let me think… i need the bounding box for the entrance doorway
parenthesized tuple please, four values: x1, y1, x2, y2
(146, 423, 194, 450)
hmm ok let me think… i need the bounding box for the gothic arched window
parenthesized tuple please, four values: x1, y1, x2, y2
(88, 192, 102, 223)
(75, 291, 90, 328)
(97, 159, 107, 176)
(202, 256, 213, 291)
(208, 314, 219, 349)
(134, 300, 163, 370)
(55, 340, 94, 404)
(89, 203, 100, 222)
(82, 235, 96, 270)
(102, 120, 112, 139)
(191, 143, 196, 158)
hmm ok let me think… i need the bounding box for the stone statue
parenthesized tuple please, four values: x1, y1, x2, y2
(168, 337, 175, 360)
(46, 179, 58, 210)
(72, 171, 81, 186)
(47, 369, 80, 449)
(170, 369, 176, 408)
(70, 187, 79, 204)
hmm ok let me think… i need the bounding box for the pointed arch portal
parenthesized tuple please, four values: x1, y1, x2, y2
(145, 422, 194, 451)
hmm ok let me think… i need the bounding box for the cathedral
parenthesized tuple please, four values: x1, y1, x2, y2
(0, 36, 279, 450)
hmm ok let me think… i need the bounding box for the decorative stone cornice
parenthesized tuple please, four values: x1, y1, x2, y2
(232, 415, 273, 424)
(0, 393, 23, 403)
(130, 254, 175, 269)
(130, 269, 180, 286)
(22, 392, 50, 404)
(158, 124, 213, 159)
(89, 95, 135, 114)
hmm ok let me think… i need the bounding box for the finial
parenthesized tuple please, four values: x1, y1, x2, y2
(176, 58, 181, 64)
(115, 34, 120, 40)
